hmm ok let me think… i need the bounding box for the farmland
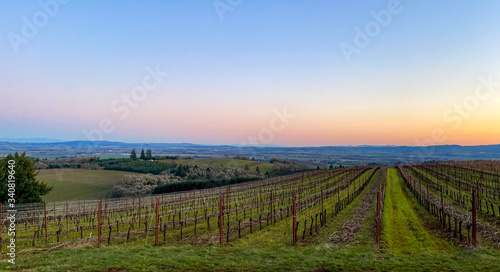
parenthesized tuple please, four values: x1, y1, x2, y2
(38, 169, 129, 202)
(1, 161, 500, 271)
(5, 141, 500, 166)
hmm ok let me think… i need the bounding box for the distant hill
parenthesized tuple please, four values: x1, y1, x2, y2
(0, 137, 65, 143)
(1, 140, 500, 165)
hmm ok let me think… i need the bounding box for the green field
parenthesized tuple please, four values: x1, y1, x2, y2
(38, 169, 129, 202)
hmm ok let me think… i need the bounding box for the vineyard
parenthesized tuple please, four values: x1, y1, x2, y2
(1, 161, 500, 271)
(0, 166, 383, 252)
(398, 160, 500, 246)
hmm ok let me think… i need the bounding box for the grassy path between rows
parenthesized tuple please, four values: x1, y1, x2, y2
(317, 169, 380, 246)
(382, 168, 453, 254)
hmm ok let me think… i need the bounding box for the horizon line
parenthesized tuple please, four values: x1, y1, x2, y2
(1, 138, 499, 149)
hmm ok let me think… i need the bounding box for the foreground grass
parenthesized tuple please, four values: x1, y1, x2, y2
(2, 244, 500, 272)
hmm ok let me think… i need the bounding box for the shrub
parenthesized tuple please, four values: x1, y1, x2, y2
(111, 173, 182, 197)
(152, 176, 261, 194)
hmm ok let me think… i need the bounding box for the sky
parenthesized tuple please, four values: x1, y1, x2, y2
(1, 0, 500, 146)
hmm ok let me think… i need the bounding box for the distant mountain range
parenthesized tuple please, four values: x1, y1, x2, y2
(0, 138, 498, 149)
(0, 137, 66, 143)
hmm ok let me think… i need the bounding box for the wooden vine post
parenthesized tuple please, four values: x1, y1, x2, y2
(0, 203, 3, 254)
(66, 200, 69, 229)
(179, 196, 182, 223)
(321, 189, 324, 220)
(219, 195, 223, 245)
(472, 189, 477, 247)
(44, 201, 48, 244)
(138, 197, 141, 227)
(347, 184, 350, 203)
(98, 201, 102, 248)
(427, 180, 429, 202)
(376, 192, 381, 247)
(155, 197, 159, 245)
(440, 186, 444, 225)
(292, 192, 296, 246)
(270, 191, 273, 224)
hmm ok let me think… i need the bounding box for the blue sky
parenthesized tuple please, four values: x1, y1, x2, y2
(1, 0, 499, 146)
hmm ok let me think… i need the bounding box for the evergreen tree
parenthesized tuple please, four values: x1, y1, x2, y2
(329, 164, 334, 169)
(140, 149, 146, 160)
(130, 149, 137, 160)
(146, 149, 153, 160)
(175, 164, 188, 178)
(205, 167, 212, 179)
(0, 152, 52, 203)
(256, 166, 260, 174)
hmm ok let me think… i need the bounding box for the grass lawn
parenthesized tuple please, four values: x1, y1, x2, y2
(38, 169, 129, 202)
